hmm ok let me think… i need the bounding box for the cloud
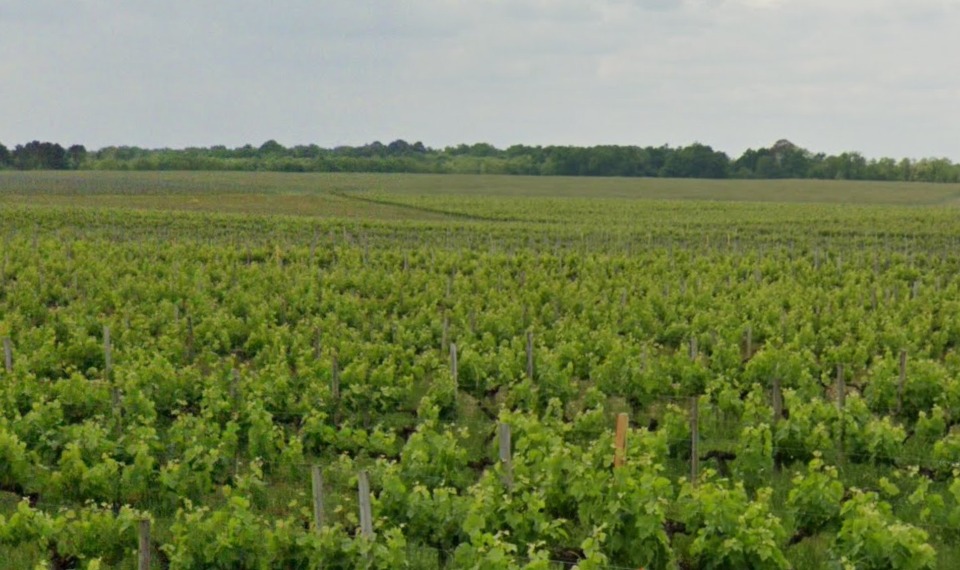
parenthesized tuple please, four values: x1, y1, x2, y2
(0, 0, 958, 159)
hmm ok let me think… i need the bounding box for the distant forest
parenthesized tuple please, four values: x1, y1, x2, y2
(1, 138, 959, 183)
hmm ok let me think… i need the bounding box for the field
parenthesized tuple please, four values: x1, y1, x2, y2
(4, 171, 960, 569)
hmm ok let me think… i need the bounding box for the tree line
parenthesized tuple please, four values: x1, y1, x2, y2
(1, 138, 958, 183)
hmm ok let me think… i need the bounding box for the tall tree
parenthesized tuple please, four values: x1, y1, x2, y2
(66, 144, 87, 169)
(258, 139, 286, 156)
(660, 143, 730, 178)
(13, 141, 68, 170)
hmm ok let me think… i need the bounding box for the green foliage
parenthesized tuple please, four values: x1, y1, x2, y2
(398, 417, 472, 489)
(11, 137, 960, 182)
(0, 501, 143, 567)
(833, 491, 935, 570)
(165, 494, 268, 569)
(0, 425, 33, 493)
(787, 455, 845, 535)
(844, 412, 906, 464)
(774, 391, 836, 462)
(4, 183, 960, 568)
(864, 356, 945, 418)
(677, 476, 789, 570)
(733, 423, 774, 490)
(930, 433, 960, 476)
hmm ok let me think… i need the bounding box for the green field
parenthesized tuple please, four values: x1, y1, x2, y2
(4, 170, 960, 204)
(3, 172, 960, 569)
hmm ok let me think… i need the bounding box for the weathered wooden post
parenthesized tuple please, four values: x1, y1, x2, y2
(499, 423, 513, 489)
(441, 314, 449, 354)
(525, 331, 534, 380)
(897, 350, 907, 415)
(311, 465, 325, 531)
(358, 471, 374, 539)
(690, 398, 700, 486)
(772, 377, 783, 424)
(3, 337, 11, 373)
(614, 413, 629, 468)
(138, 518, 151, 570)
(450, 343, 459, 389)
(331, 354, 340, 401)
(836, 364, 845, 411)
(103, 325, 112, 379)
(836, 364, 846, 461)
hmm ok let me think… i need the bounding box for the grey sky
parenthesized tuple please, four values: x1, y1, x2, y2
(2, 0, 959, 159)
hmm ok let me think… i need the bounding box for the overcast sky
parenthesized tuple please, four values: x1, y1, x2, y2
(2, 0, 959, 159)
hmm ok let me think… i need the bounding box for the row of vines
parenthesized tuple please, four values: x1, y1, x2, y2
(3, 201, 960, 568)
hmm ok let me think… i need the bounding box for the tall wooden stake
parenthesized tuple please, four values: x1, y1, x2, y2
(836, 364, 846, 460)
(138, 519, 151, 570)
(614, 413, 629, 468)
(499, 423, 513, 489)
(441, 314, 449, 354)
(772, 377, 783, 424)
(525, 331, 534, 380)
(836, 364, 845, 411)
(897, 350, 907, 415)
(185, 315, 195, 362)
(311, 465, 325, 531)
(690, 397, 700, 486)
(103, 325, 112, 379)
(358, 471, 374, 539)
(3, 338, 11, 373)
(331, 354, 340, 400)
(450, 343, 459, 389)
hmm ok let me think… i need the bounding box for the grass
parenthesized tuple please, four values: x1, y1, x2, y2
(2, 171, 960, 211)
(0, 192, 456, 221)
(4, 171, 960, 235)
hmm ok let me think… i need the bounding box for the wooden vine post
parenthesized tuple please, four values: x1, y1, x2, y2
(311, 464, 325, 531)
(772, 377, 783, 425)
(3, 337, 11, 373)
(690, 397, 700, 486)
(331, 354, 340, 401)
(441, 314, 449, 354)
(138, 518, 151, 570)
(525, 331, 534, 380)
(103, 325, 112, 379)
(358, 471, 374, 539)
(499, 423, 513, 489)
(897, 349, 907, 415)
(836, 364, 845, 461)
(450, 342, 459, 389)
(614, 413, 629, 468)
(230, 369, 240, 409)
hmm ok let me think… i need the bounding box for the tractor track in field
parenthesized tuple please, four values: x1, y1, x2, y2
(330, 190, 518, 222)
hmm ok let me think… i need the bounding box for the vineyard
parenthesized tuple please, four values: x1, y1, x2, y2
(4, 172, 960, 568)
